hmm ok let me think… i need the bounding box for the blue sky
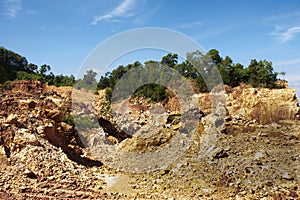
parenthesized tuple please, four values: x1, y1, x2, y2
(1, 0, 300, 94)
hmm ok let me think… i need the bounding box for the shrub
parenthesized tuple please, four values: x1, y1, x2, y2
(132, 84, 169, 102)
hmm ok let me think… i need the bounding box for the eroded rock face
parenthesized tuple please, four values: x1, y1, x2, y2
(1, 80, 300, 199)
(0, 81, 101, 170)
(179, 85, 300, 125)
(227, 86, 300, 124)
(10, 80, 45, 93)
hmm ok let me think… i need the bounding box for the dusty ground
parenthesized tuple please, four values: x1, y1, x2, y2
(0, 81, 299, 199)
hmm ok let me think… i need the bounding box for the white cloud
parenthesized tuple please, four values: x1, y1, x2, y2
(271, 26, 300, 42)
(286, 74, 300, 82)
(285, 75, 300, 95)
(266, 12, 300, 22)
(275, 59, 300, 66)
(92, 0, 137, 25)
(5, 0, 22, 18)
(176, 21, 205, 29)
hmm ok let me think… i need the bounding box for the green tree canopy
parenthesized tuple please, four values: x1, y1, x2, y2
(161, 53, 178, 68)
(0, 46, 75, 86)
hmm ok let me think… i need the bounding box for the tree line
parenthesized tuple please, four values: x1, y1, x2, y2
(96, 49, 285, 102)
(0, 46, 285, 101)
(0, 47, 75, 86)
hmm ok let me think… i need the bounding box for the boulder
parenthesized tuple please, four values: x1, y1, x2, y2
(23, 168, 37, 179)
(37, 124, 65, 148)
(60, 122, 73, 132)
(13, 129, 40, 148)
(42, 109, 63, 123)
(119, 125, 175, 152)
(19, 99, 37, 109)
(4, 114, 18, 124)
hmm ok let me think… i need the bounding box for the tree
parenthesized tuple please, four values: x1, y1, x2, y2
(39, 64, 51, 76)
(0, 65, 9, 83)
(227, 63, 246, 87)
(207, 49, 222, 65)
(161, 53, 178, 68)
(83, 70, 97, 86)
(28, 63, 38, 73)
(97, 50, 284, 102)
(175, 61, 198, 79)
(16, 71, 40, 81)
(247, 59, 278, 88)
(109, 65, 127, 89)
(97, 75, 110, 90)
(279, 71, 286, 80)
(51, 74, 75, 86)
(75, 70, 97, 90)
(0, 47, 29, 82)
(247, 59, 259, 87)
(0, 47, 80, 87)
(186, 50, 222, 90)
(195, 76, 208, 92)
(67, 75, 75, 86)
(218, 56, 233, 85)
(132, 83, 169, 102)
(144, 60, 158, 65)
(46, 72, 55, 84)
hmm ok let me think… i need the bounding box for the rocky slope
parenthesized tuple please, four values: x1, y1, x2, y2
(226, 84, 300, 124)
(0, 80, 299, 199)
(187, 84, 300, 124)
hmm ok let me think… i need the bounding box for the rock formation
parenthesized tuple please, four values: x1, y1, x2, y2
(0, 80, 299, 199)
(183, 84, 300, 124)
(226, 85, 300, 124)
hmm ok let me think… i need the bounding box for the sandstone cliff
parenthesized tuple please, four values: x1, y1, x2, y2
(177, 84, 300, 124)
(226, 85, 300, 124)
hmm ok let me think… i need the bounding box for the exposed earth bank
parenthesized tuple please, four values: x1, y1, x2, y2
(0, 80, 299, 199)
